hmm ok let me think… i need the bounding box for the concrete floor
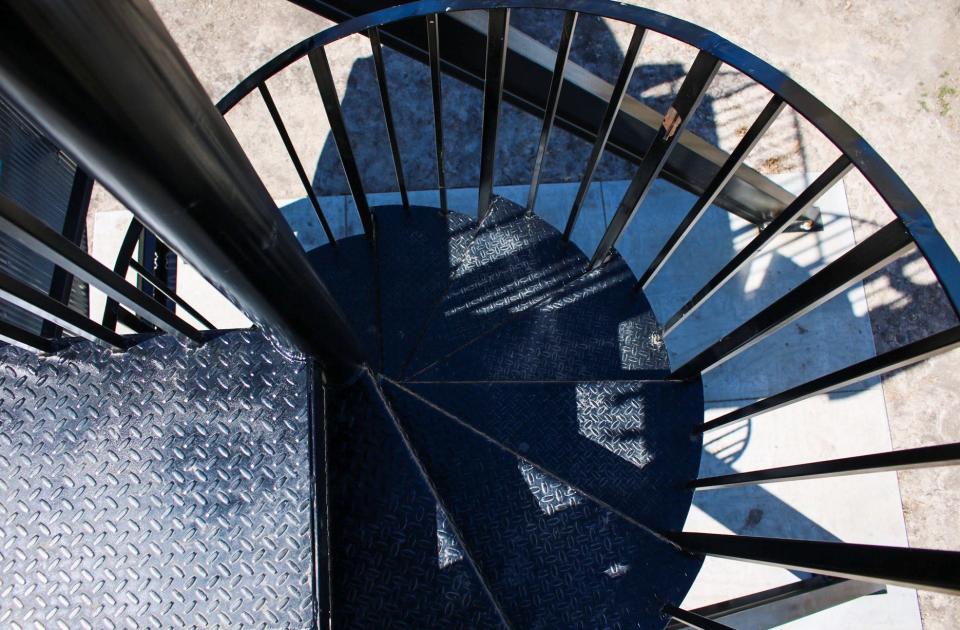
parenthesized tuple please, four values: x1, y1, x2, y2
(88, 1, 960, 626)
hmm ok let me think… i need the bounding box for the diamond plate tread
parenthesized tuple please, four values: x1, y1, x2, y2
(0, 330, 315, 629)
(373, 205, 477, 376)
(394, 378, 703, 532)
(411, 255, 669, 382)
(382, 381, 702, 630)
(325, 378, 504, 629)
(306, 233, 382, 369)
(402, 196, 586, 378)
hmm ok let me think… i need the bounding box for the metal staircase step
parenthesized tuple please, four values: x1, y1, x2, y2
(387, 377, 702, 533)
(401, 196, 585, 377)
(410, 255, 669, 381)
(305, 232, 382, 368)
(381, 380, 702, 629)
(373, 205, 477, 375)
(325, 375, 505, 628)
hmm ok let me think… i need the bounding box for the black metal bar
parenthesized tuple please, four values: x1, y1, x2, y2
(667, 532, 960, 595)
(691, 442, 960, 490)
(258, 82, 336, 244)
(0, 267, 127, 349)
(255, 1, 798, 227)
(664, 155, 853, 335)
(102, 218, 144, 331)
(42, 167, 94, 339)
(672, 219, 914, 378)
(526, 11, 576, 215)
(590, 51, 722, 267)
(115, 307, 156, 334)
(477, 9, 510, 220)
(128, 259, 216, 330)
(0, 0, 365, 380)
(662, 604, 732, 630)
(562, 25, 645, 241)
(0, 194, 203, 343)
(307, 47, 372, 238)
(368, 27, 409, 211)
(663, 576, 883, 630)
(426, 14, 447, 213)
(0, 318, 55, 354)
(637, 96, 785, 290)
(699, 325, 960, 433)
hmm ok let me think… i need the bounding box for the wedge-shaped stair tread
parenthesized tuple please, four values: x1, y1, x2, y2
(306, 233, 382, 368)
(411, 256, 669, 381)
(394, 378, 702, 532)
(326, 380, 503, 628)
(403, 196, 585, 377)
(383, 381, 702, 629)
(374, 205, 477, 376)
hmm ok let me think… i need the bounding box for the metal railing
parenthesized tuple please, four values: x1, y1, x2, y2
(211, 0, 960, 617)
(0, 0, 958, 623)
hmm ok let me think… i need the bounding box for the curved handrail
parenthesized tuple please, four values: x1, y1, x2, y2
(214, 0, 960, 318)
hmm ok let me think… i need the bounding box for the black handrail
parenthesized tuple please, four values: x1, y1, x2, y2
(209, 1, 960, 601)
(214, 0, 960, 323)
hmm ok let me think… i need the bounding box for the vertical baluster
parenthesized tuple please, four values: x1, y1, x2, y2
(590, 51, 722, 268)
(666, 532, 960, 594)
(102, 218, 144, 331)
(42, 168, 93, 339)
(308, 47, 373, 238)
(527, 11, 578, 215)
(697, 325, 960, 433)
(562, 25, 645, 241)
(664, 155, 853, 335)
(636, 95, 785, 290)
(671, 219, 914, 379)
(426, 14, 447, 213)
(259, 82, 337, 244)
(368, 28, 410, 212)
(477, 8, 511, 220)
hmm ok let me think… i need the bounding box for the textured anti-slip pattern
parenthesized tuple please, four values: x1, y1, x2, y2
(383, 383, 702, 629)
(403, 197, 586, 377)
(412, 255, 670, 381)
(325, 381, 503, 629)
(0, 331, 313, 630)
(398, 379, 703, 532)
(374, 205, 477, 376)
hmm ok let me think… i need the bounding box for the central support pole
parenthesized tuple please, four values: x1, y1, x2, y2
(0, 0, 364, 382)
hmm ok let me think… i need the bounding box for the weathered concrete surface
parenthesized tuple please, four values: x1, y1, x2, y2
(85, 1, 960, 626)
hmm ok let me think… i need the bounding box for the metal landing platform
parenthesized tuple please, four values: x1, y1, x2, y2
(0, 330, 313, 629)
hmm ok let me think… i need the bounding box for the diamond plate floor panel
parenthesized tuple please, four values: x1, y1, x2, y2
(383, 382, 702, 630)
(402, 196, 585, 377)
(411, 255, 669, 381)
(390, 378, 702, 533)
(373, 205, 477, 376)
(325, 376, 504, 629)
(0, 331, 314, 629)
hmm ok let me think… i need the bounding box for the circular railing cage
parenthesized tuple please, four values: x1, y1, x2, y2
(0, 0, 958, 626)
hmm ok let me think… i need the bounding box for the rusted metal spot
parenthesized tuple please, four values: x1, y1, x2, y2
(662, 106, 682, 140)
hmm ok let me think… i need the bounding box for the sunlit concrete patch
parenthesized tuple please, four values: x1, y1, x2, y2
(680, 387, 921, 628)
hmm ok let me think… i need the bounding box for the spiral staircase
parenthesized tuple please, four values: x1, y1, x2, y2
(0, 1, 959, 628)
